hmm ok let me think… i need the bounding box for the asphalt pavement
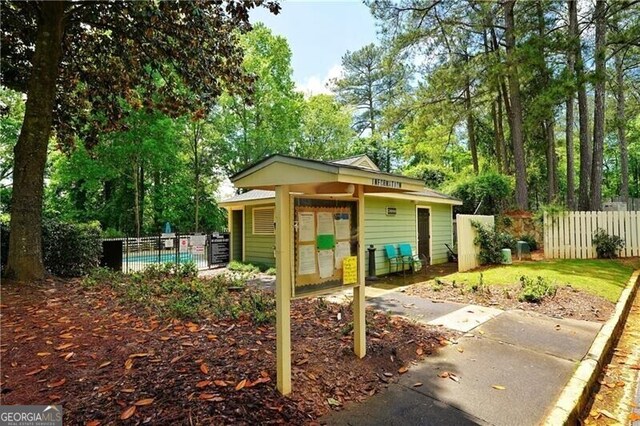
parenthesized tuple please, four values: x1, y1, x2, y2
(323, 290, 602, 426)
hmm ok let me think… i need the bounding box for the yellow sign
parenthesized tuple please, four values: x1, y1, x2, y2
(342, 256, 357, 285)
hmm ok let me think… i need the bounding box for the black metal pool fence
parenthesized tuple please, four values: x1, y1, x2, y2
(101, 232, 230, 273)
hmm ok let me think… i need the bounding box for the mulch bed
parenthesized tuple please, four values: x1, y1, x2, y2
(0, 277, 450, 425)
(405, 280, 614, 322)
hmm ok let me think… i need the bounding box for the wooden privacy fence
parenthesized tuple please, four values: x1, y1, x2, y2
(456, 214, 494, 272)
(544, 211, 640, 259)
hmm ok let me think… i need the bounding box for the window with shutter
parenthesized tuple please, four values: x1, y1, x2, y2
(252, 207, 275, 235)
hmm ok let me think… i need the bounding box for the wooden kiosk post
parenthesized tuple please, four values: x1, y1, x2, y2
(354, 184, 366, 358)
(275, 184, 292, 394)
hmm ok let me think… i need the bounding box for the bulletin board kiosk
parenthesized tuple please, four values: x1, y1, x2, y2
(229, 155, 425, 394)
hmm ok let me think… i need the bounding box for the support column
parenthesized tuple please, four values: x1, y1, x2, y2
(275, 185, 292, 394)
(354, 184, 366, 358)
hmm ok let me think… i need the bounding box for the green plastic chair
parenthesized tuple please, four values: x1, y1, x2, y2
(384, 244, 402, 274)
(399, 243, 423, 273)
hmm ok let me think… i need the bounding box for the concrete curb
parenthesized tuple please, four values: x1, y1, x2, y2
(544, 269, 640, 425)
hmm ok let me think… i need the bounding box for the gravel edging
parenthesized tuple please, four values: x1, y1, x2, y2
(543, 269, 640, 425)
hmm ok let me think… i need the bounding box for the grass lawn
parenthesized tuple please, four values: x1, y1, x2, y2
(442, 258, 640, 303)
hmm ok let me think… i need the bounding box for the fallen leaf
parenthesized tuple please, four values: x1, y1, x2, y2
(198, 392, 223, 401)
(457, 347, 464, 353)
(416, 348, 423, 355)
(98, 361, 111, 369)
(327, 398, 341, 407)
(47, 378, 66, 388)
(37, 352, 51, 357)
(64, 352, 74, 361)
(25, 368, 43, 376)
(121, 388, 136, 393)
(448, 373, 460, 383)
(413, 382, 423, 387)
(128, 353, 149, 359)
(598, 409, 618, 421)
(86, 420, 101, 426)
(200, 363, 209, 375)
(134, 398, 154, 406)
(235, 379, 247, 390)
(196, 380, 212, 388)
(120, 406, 136, 420)
(629, 413, 640, 421)
(492, 385, 506, 390)
(124, 359, 134, 370)
(214, 380, 228, 387)
(398, 366, 408, 374)
(59, 333, 73, 339)
(55, 343, 73, 351)
(438, 371, 450, 379)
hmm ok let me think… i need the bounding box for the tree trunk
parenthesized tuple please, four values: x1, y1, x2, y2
(565, 3, 577, 209)
(132, 161, 141, 238)
(193, 122, 201, 233)
(545, 121, 557, 203)
(6, 2, 66, 281)
(566, 94, 575, 209)
(504, 0, 528, 210)
(464, 80, 479, 174)
(589, 0, 607, 211)
(615, 52, 629, 204)
(571, 0, 591, 210)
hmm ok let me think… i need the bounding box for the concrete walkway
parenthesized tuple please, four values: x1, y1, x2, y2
(323, 289, 603, 426)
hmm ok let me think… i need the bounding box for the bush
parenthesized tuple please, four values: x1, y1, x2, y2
(449, 172, 513, 215)
(592, 229, 625, 259)
(518, 276, 557, 303)
(42, 219, 102, 277)
(472, 221, 517, 265)
(228, 260, 273, 274)
(518, 234, 538, 251)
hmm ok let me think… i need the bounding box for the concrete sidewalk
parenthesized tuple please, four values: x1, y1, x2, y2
(323, 290, 602, 426)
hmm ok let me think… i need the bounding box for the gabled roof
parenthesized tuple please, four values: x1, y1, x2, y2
(230, 154, 426, 193)
(330, 154, 380, 171)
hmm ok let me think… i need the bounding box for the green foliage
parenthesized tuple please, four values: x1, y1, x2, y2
(41, 219, 102, 277)
(472, 221, 516, 265)
(209, 24, 302, 176)
(449, 172, 513, 215)
(86, 266, 275, 323)
(518, 235, 538, 251)
(592, 229, 625, 259)
(518, 276, 557, 303)
(295, 94, 356, 160)
(228, 260, 273, 274)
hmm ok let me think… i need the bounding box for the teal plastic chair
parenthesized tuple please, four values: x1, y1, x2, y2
(384, 244, 402, 274)
(399, 243, 423, 273)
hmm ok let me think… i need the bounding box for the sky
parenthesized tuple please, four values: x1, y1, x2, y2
(251, 1, 378, 96)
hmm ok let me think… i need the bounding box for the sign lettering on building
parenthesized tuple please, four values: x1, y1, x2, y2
(371, 178, 402, 189)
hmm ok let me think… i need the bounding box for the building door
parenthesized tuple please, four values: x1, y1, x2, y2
(417, 208, 430, 263)
(232, 210, 243, 261)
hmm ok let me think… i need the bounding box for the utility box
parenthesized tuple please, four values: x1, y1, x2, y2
(603, 202, 627, 211)
(516, 241, 531, 260)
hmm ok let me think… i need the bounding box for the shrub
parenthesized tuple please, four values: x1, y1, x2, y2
(472, 221, 517, 265)
(518, 234, 538, 251)
(449, 172, 513, 215)
(42, 219, 102, 277)
(518, 276, 557, 303)
(592, 229, 625, 259)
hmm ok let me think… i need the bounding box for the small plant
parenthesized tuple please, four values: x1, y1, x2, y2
(431, 280, 443, 292)
(592, 229, 625, 259)
(228, 260, 260, 274)
(471, 221, 517, 265)
(518, 276, 557, 303)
